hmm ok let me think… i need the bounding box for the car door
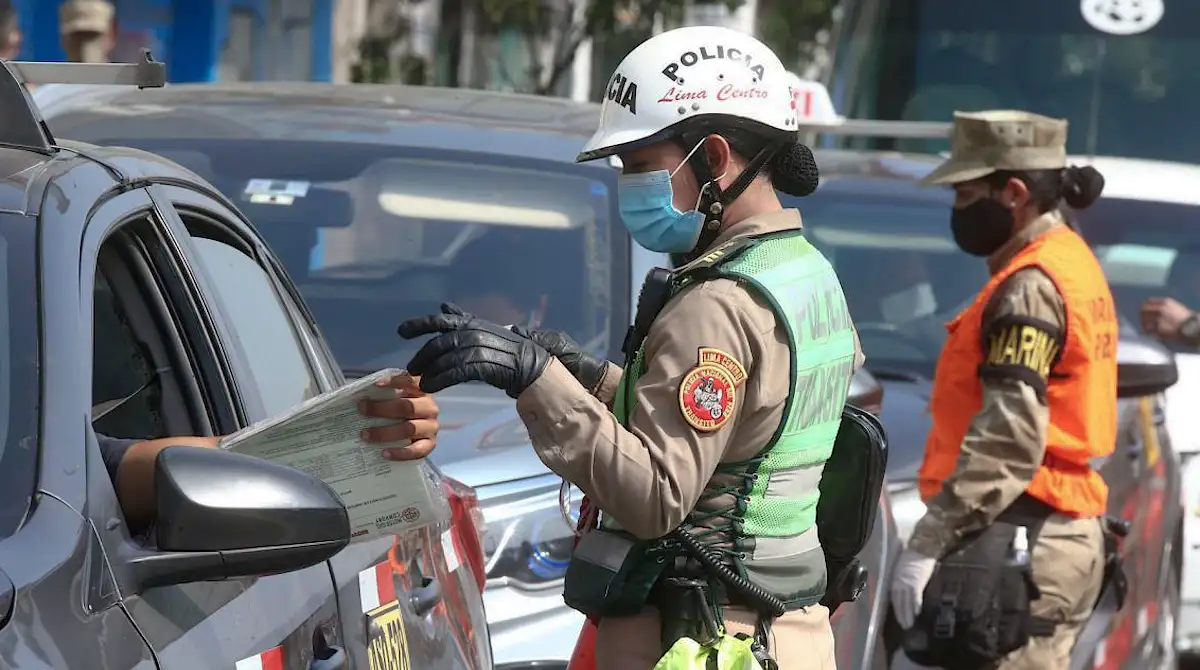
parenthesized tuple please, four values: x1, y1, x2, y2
(153, 183, 486, 670)
(0, 198, 156, 670)
(1123, 392, 1173, 661)
(78, 188, 344, 670)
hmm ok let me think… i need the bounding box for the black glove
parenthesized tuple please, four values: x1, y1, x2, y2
(397, 303, 551, 399)
(510, 325, 608, 392)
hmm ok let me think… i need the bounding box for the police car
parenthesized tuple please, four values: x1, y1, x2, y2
(36, 77, 900, 670)
(3, 56, 491, 669)
(777, 76, 1185, 669)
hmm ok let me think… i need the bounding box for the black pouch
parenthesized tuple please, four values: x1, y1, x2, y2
(817, 405, 888, 611)
(902, 520, 1041, 669)
(651, 575, 722, 652)
(562, 529, 670, 618)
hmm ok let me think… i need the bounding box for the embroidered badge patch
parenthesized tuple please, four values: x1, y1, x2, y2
(679, 347, 748, 432)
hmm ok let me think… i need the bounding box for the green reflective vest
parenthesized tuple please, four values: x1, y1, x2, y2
(609, 230, 857, 607)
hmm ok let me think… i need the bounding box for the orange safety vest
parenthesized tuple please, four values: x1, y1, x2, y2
(919, 225, 1118, 518)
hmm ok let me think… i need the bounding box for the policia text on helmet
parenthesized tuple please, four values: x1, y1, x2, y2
(396, 26, 884, 670)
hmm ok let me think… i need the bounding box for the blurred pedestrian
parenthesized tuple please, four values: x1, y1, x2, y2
(0, 1, 22, 61)
(60, 0, 115, 63)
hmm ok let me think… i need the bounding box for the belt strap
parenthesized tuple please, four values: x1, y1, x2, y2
(1029, 616, 1057, 637)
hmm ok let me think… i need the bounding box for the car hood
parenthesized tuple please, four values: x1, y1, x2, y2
(876, 376, 933, 483)
(421, 384, 551, 487)
(1165, 352, 1200, 455)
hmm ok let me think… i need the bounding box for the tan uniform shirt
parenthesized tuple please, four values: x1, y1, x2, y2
(908, 211, 1067, 559)
(516, 208, 862, 540)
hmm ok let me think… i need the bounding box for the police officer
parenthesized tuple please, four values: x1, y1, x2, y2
(398, 26, 863, 670)
(0, 1, 21, 61)
(890, 111, 1115, 669)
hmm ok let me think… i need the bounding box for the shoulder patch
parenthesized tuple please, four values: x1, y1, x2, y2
(678, 347, 747, 432)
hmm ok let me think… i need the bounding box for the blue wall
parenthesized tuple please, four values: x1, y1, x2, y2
(15, 0, 334, 83)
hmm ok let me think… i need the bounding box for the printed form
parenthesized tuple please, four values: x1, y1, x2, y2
(219, 369, 448, 543)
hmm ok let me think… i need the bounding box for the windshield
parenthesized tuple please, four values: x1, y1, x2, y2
(1076, 197, 1200, 353)
(78, 139, 624, 378)
(783, 189, 986, 378)
(783, 188, 1179, 376)
(831, 0, 1199, 162)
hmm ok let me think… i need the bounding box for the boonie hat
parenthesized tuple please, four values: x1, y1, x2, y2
(922, 110, 1068, 186)
(59, 0, 114, 36)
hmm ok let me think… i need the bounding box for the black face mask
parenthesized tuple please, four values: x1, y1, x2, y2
(950, 197, 1015, 257)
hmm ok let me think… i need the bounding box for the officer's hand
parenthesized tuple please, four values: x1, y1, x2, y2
(510, 325, 607, 392)
(890, 548, 938, 630)
(1141, 297, 1193, 340)
(358, 372, 439, 460)
(398, 303, 552, 399)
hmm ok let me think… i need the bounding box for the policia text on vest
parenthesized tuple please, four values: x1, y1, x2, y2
(562, 232, 888, 666)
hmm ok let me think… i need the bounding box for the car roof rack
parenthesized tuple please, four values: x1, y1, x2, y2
(0, 49, 166, 154)
(784, 73, 953, 140)
(807, 119, 952, 139)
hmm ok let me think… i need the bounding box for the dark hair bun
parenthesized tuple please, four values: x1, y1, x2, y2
(770, 142, 819, 197)
(1061, 165, 1104, 210)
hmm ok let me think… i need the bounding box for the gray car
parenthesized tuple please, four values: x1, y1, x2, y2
(40, 82, 901, 670)
(7, 67, 491, 668)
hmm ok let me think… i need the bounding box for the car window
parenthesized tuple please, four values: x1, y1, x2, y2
(92, 264, 166, 440)
(782, 191, 988, 377)
(90, 215, 217, 443)
(184, 217, 319, 417)
(0, 214, 38, 538)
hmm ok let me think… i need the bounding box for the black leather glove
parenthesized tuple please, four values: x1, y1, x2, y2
(397, 303, 551, 399)
(510, 326, 608, 393)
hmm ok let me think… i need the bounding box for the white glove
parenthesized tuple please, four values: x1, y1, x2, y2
(891, 548, 939, 629)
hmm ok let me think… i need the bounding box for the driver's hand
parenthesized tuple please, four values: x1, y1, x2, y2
(1141, 297, 1193, 341)
(358, 373, 439, 460)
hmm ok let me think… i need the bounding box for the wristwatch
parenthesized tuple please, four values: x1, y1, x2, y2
(1180, 312, 1200, 343)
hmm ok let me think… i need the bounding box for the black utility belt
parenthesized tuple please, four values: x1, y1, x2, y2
(902, 495, 1054, 668)
(901, 496, 1127, 669)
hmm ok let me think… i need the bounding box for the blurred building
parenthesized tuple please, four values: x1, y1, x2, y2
(15, 0, 344, 82)
(384, 0, 758, 102)
(13, 0, 759, 91)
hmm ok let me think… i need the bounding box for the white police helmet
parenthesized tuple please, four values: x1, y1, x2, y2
(577, 25, 799, 163)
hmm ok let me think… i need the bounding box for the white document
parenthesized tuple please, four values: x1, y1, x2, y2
(219, 369, 449, 544)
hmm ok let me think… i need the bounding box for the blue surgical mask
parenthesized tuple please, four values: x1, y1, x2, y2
(617, 170, 706, 253)
(617, 140, 721, 253)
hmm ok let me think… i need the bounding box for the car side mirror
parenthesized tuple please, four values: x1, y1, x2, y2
(125, 446, 350, 590)
(1116, 336, 1179, 399)
(848, 367, 884, 415)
